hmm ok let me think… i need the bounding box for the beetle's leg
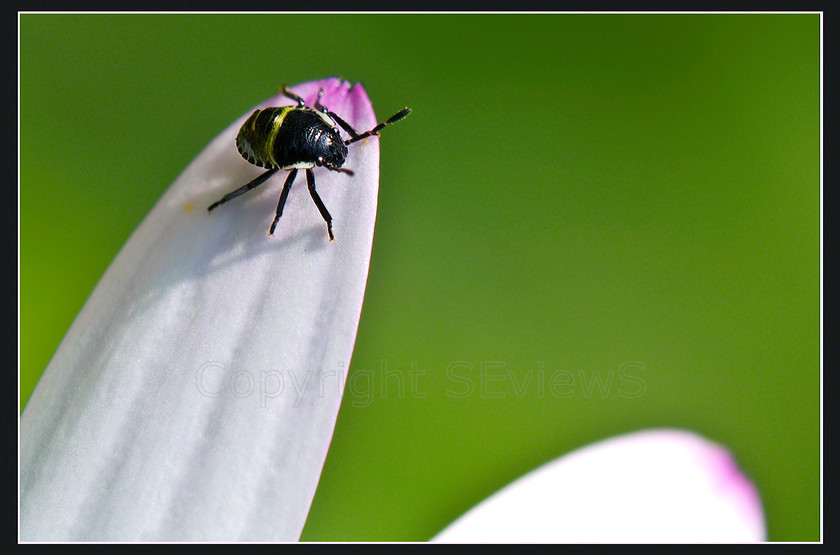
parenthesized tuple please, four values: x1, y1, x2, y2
(306, 169, 334, 241)
(312, 88, 359, 138)
(269, 169, 298, 235)
(345, 108, 412, 145)
(313, 89, 327, 111)
(208, 167, 279, 212)
(281, 85, 306, 108)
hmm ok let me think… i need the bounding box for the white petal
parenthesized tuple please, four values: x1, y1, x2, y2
(433, 429, 765, 543)
(20, 78, 379, 541)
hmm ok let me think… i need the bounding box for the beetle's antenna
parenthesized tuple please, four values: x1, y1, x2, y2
(328, 167, 354, 176)
(345, 108, 411, 146)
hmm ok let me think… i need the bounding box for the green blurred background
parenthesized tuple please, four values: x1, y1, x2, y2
(20, 14, 820, 541)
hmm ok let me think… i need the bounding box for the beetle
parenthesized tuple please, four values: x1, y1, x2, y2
(207, 86, 411, 241)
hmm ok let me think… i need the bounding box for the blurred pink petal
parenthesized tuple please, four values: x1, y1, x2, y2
(433, 429, 765, 543)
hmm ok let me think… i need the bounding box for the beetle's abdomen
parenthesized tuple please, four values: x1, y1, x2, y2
(236, 107, 294, 169)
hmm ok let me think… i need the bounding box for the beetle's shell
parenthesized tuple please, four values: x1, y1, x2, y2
(236, 107, 347, 170)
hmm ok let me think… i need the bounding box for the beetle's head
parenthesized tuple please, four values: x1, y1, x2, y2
(316, 127, 348, 171)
